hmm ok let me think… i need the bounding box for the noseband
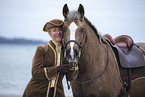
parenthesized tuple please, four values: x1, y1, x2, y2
(63, 40, 82, 49)
(63, 18, 110, 86)
(62, 30, 87, 62)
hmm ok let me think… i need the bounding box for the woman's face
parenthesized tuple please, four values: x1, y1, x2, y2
(49, 27, 63, 43)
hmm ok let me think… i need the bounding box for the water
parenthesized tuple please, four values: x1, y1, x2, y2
(0, 44, 72, 97)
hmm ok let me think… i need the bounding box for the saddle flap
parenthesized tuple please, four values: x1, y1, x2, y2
(116, 45, 145, 68)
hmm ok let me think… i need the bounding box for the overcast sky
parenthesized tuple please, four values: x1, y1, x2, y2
(0, 0, 145, 42)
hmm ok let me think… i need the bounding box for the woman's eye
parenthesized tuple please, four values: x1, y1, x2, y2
(62, 28, 65, 32)
(53, 29, 56, 32)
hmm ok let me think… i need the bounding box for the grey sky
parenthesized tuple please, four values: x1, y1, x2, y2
(0, 0, 145, 42)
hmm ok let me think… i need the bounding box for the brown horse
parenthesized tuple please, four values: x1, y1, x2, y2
(62, 4, 145, 97)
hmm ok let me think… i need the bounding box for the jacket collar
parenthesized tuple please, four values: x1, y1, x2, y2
(49, 40, 65, 54)
(49, 40, 56, 50)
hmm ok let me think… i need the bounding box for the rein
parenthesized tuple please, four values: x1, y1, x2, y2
(70, 42, 109, 84)
(63, 18, 109, 85)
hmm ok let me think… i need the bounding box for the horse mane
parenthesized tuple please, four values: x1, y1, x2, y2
(67, 11, 100, 39)
(84, 16, 100, 39)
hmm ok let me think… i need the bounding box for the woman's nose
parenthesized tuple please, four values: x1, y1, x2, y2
(57, 30, 62, 34)
(56, 30, 60, 34)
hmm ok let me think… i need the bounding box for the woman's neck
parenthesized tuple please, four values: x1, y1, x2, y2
(52, 41, 62, 46)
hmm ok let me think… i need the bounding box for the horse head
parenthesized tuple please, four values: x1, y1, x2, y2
(62, 4, 87, 63)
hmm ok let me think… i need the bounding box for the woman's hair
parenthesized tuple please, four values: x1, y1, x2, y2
(47, 29, 52, 33)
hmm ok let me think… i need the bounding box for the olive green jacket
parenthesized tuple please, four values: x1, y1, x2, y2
(23, 40, 75, 97)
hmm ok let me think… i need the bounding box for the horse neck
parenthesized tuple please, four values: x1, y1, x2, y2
(79, 23, 108, 73)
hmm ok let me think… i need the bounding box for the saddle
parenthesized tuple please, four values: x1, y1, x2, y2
(103, 34, 145, 96)
(103, 34, 145, 68)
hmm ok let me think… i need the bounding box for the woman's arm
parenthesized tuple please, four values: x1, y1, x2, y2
(31, 46, 57, 80)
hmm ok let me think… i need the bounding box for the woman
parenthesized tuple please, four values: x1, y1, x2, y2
(23, 19, 74, 97)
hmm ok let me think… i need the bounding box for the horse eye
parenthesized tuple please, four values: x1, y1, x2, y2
(62, 27, 66, 32)
(81, 28, 85, 32)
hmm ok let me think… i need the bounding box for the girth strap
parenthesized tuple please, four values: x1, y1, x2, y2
(118, 69, 131, 97)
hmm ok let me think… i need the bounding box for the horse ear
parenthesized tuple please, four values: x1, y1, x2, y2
(78, 4, 85, 18)
(63, 4, 69, 18)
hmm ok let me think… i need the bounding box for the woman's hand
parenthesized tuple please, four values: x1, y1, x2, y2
(57, 64, 71, 74)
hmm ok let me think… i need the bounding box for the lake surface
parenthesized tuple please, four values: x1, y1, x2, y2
(0, 44, 72, 97)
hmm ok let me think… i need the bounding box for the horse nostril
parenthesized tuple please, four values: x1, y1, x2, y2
(66, 49, 70, 56)
(66, 48, 71, 61)
(74, 49, 78, 59)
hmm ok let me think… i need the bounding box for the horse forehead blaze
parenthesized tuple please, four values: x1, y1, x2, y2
(69, 22, 78, 40)
(68, 22, 77, 54)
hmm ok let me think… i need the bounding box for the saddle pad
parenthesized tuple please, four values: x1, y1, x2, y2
(115, 45, 145, 68)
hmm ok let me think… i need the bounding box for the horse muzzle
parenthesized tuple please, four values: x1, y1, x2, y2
(63, 40, 82, 63)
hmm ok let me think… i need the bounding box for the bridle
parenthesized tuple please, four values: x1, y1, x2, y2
(63, 18, 110, 85)
(63, 39, 82, 50)
(62, 18, 87, 59)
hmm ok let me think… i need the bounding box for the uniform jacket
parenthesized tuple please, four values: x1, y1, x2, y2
(23, 40, 75, 97)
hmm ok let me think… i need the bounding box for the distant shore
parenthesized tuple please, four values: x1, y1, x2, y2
(0, 37, 47, 45)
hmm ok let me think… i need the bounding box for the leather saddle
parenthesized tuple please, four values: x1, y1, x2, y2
(103, 34, 145, 97)
(103, 34, 145, 68)
(103, 34, 145, 96)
